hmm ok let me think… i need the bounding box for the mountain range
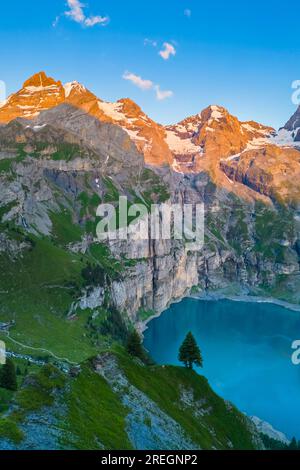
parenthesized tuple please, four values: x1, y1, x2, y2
(0, 71, 299, 450)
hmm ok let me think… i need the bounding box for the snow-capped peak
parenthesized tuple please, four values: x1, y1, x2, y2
(209, 105, 225, 121)
(64, 81, 87, 98)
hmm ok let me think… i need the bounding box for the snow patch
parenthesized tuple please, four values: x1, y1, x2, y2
(165, 130, 202, 155)
(269, 128, 300, 147)
(98, 101, 127, 122)
(25, 84, 60, 93)
(64, 81, 86, 98)
(210, 105, 223, 121)
(125, 129, 147, 143)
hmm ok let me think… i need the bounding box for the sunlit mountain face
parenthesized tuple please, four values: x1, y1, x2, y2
(1, 0, 300, 455)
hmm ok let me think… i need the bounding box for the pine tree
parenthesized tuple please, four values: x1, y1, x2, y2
(178, 332, 203, 369)
(0, 358, 17, 391)
(126, 330, 145, 361)
(289, 437, 298, 450)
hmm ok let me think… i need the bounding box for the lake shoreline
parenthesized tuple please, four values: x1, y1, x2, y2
(139, 290, 300, 333)
(142, 292, 300, 440)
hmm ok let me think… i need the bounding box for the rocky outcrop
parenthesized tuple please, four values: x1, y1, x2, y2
(110, 241, 199, 317)
(0, 72, 65, 123)
(220, 144, 300, 206)
(284, 105, 300, 136)
(94, 353, 198, 450)
(165, 105, 274, 175)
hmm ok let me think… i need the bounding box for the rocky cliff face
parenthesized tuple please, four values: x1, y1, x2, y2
(0, 72, 65, 123)
(1, 72, 300, 325)
(220, 144, 300, 206)
(109, 176, 300, 319)
(0, 72, 274, 174)
(283, 105, 300, 141)
(165, 105, 274, 175)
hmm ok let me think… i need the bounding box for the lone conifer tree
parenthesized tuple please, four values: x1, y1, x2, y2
(126, 330, 145, 361)
(0, 358, 17, 391)
(289, 437, 298, 450)
(178, 332, 203, 369)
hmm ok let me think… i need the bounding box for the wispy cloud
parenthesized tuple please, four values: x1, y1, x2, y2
(84, 15, 109, 27)
(122, 71, 173, 101)
(184, 9, 192, 18)
(155, 85, 173, 101)
(159, 42, 176, 60)
(55, 0, 109, 28)
(52, 16, 60, 28)
(122, 72, 154, 91)
(144, 38, 158, 47)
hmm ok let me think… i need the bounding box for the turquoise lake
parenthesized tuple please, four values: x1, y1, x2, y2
(143, 298, 300, 439)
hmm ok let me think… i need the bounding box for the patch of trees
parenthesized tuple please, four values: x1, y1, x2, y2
(261, 434, 300, 450)
(99, 307, 128, 342)
(289, 437, 300, 450)
(126, 330, 152, 364)
(81, 263, 106, 286)
(0, 358, 17, 391)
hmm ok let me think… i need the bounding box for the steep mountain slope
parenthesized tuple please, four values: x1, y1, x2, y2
(3, 72, 299, 205)
(165, 105, 274, 174)
(220, 144, 300, 205)
(1, 72, 300, 450)
(0, 72, 65, 122)
(0, 72, 275, 175)
(282, 105, 300, 142)
(0, 351, 262, 450)
(0, 72, 172, 167)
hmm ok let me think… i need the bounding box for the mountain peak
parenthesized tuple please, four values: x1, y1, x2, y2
(201, 104, 228, 121)
(64, 81, 87, 98)
(0, 71, 65, 123)
(23, 71, 61, 89)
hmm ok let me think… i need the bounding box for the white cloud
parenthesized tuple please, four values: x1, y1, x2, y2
(184, 9, 192, 18)
(122, 72, 154, 91)
(65, 0, 85, 23)
(56, 0, 109, 28)
(159, 42, 176, 60)
(84, 15, 109, 27)
(155, 85, 173, 101)
(122, 71, 173, 101)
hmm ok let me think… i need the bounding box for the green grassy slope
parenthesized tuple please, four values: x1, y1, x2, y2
(0, 350, 261, 450)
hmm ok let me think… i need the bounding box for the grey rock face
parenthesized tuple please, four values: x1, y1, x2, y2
(94, 353, 198, 450)
(1, 110, 300, 323)
(284, 105, 300, 133)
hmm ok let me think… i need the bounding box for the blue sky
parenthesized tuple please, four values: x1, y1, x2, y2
(0, 0, 299, 128)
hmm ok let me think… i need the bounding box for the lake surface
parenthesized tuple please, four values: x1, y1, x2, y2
(143, 298, 300, 439)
